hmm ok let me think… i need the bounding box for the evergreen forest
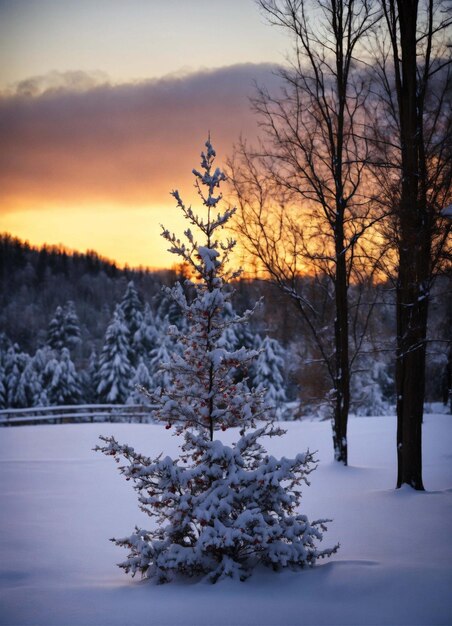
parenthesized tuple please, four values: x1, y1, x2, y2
(1, 233, 450, 414)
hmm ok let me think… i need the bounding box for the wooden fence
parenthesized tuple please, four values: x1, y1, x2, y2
(0, 404, 155, 427)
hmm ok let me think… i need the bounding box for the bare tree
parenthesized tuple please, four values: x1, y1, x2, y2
(229, 0, 381, 464)
(371, 0, 452, 489)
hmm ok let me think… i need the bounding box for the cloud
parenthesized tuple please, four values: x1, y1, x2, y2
(0, 64, 281, 211)
(11, 70, 111, 97)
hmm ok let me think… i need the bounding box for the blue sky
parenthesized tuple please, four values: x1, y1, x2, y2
(0, 0, 287, 89)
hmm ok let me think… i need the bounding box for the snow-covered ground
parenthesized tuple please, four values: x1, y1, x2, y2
(0, 414, 451, 626)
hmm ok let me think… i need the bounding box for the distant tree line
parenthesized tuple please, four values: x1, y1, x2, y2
(0, 237, 288, 411)
(1, 234, 450, 415)
(0, 277, 287, 413)
(0, 233, 176, 357)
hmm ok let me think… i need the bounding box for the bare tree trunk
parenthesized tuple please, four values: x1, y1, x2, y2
(394, 0, 425, 489)
(333, 224, 350, 463)
(382, 0, 451, 489)
(229, 0, 381, 464)
(396, 222, 429, 489)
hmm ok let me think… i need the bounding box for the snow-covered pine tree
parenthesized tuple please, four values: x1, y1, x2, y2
(46, 306, 66, 352)
(63, 301, 81, 351)
(0, 366, 6, 409)
(97, 139, 338, 583)
(97, 306, 134, 403)
(147, 314, 180, 392)
(0, 338, 49, 408)
(218, 300, 240, 352)
(350, 358, 393, 417)
(43, 347, 82, 405)
(253, 335, 287, 418)
(46, 302, 81, 353)
(81, 349, 99, 404)
(133, 303, 158, 366)
(120, 281, 144, 364)
(127, 357, 152, 405)
(0, 340, 9, 408)
(15, 353, 42, 408)
(31, 347, 53, 406)
(154, 285, 186, 329)
(3, 345, 25, 408)
(218, 299, 259, 386)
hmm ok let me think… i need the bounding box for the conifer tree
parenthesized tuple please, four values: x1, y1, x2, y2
(127, 358, 152, 405)
(46, 302, 81, 353)
(0, 346, 9, 408)
(350, 357, 393, 417)
(148, 315, 179, 392)
(63, 301, 81, 351)
(218, 300, 257, 386)
(120, 281, 143, 330)
(31, 347, 53, 406)
(133, 303, 158, 365)
(120, 281, 144, 364)
(0, 367, 6, 409)
(46, 306, 66, 352)
(253, 335, 287, 418)
(43, 347, 82, 405)
(82, 349, 99, 404)
(97, 306, 134, 403)
(97, 140, 337, 583)
(154, 287, 186, 329)
(15, 354, 41, 408)
(4, 345, 24, 408)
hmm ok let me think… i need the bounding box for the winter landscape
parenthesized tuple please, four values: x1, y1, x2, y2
(1, 1, 452, 626)
(1, 412, 451, 626)
(1, 137, 451, 624)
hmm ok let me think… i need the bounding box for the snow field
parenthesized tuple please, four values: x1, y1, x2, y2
(0, 414, 451, 625)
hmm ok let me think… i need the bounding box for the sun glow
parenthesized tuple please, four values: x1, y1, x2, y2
(0, 202, 189, 269)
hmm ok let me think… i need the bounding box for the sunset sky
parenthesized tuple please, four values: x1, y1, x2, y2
(0, 0, 289, 268)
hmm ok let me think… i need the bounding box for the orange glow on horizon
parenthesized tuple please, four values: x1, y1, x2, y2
(0, 65, 279, 270)
(1, 201, 194, 270)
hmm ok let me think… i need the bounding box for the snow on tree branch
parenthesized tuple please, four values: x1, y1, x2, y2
(96, 139, 338, 583)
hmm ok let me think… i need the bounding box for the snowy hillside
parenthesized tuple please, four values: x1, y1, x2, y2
(1, 415, 451, 626)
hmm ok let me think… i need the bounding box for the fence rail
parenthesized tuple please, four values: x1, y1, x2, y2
(0, 404, 155, 426)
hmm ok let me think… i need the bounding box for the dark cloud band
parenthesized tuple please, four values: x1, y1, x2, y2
(0, 63, 280, 210)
